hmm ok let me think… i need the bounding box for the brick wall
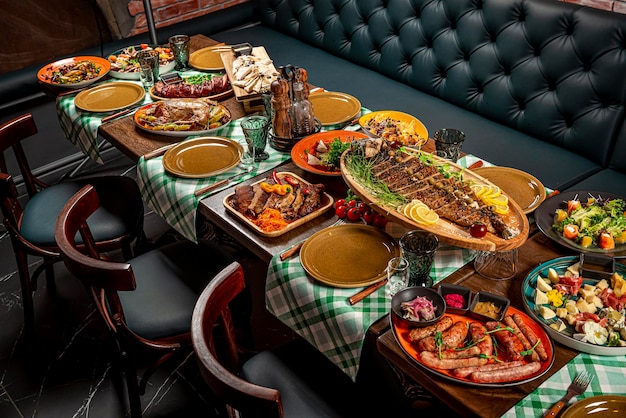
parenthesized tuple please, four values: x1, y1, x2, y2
(563, 0, 626, 13)
(127, 0, 251, 37)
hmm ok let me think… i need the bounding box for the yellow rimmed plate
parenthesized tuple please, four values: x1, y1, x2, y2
(472, 166, 546, 214)
(162, 137, 242, 178)
(189, 46, 226, 71)
(300, 224, 400, 287)
(358, 110, 429, 145)
(562, 395, 626, 418)
(74, 82, 145, 113)
(309, 91, 361, 126)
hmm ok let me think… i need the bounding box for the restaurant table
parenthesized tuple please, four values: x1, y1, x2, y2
(375, 230, 626, 418)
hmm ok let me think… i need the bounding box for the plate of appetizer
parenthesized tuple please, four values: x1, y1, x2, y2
(162, 137, 242, 178)
(391, 305, 554, 387)
(522, 256, 626, 355)
(149, 73, 232, 101)
(37, 56, 110, 89)
(309, 91, 361, 126)
(472, 166, 546, 214)
(359, 110, 428, 147)
(223, 171, 334, 237)
(134, 98, 231, 137)
(291, 130, 369, 176)
(300, 224, 400, 287)
(340, 138, 530, 252)
(106, 44, 175, 79)
(74, 82, 146, 113)
(535, 190, 626, 255)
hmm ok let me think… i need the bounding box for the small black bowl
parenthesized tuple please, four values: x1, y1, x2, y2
(468, 291, 510, 322)
(437, 283, 471, 315)
(391, 287, 446, 327)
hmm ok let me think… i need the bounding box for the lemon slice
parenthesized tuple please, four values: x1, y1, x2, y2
(493, 205, 509, 215)
(487, 194, 508, 207)
(471, 184, 485, 197)
(483, 185, 501, 199)
(402, 202, 415, 217)
(415, 206, 439, 224)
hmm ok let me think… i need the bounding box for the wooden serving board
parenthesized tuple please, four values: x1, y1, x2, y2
(340, 150, 530, 251)
(220, 46, 277, 101)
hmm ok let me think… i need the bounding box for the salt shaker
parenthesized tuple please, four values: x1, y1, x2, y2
(289, 72, 316, 137)
(271, 78, 292, 138)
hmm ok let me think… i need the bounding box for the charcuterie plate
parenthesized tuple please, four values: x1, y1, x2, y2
(340, 148, 530, 251)
(522, 256, 626, 356)
(223, 172, 334, 237)
(391, 306, 554, 387)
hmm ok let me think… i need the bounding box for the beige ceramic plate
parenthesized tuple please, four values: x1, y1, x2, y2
(74, 82, 145, 112)
(300, 224, 400, 288)
(309, 91, 361, 126)
(189, 46, 226, 71)
(162, 137, 242, 178)
(472, 166, 546, 214)
(561, 395, 626, 418)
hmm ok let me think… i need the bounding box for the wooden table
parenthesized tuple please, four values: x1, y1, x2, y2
(98, 34, 249, 161)
(374, 230, 580, 418)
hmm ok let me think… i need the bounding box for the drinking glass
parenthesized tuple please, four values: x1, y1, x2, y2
(241, 115, 270, 162)
(169, 35, 190, 71)
(474, 249, 518, 280)
(387, 256, 410, 296)
(136, 50, 159, 89)
(434, 128, 465, 161)
(399, 230, 438, 287)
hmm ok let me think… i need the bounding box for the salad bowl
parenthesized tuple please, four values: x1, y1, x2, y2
(291, 130, 368, 176)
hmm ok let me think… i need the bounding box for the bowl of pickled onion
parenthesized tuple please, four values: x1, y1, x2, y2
(391, 287, 445, 327)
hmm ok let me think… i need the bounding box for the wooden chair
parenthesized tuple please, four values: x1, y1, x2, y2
(0, 113, 145, 339)
(191, 260, 346, 418)
(54, 184, 236, 418)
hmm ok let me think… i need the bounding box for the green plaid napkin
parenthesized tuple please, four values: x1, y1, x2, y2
(503, 353, 626, 417)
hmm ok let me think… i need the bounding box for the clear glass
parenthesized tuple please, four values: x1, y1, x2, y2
(240, 115, 270, 162)
(136, 50, 159, 89)
(399, 230, 438, 287)
(289, 81, 316, 137)
(434, 128, 465, 161)
(474, 249, 518, 280)
(387, 256, 410, 296)
(169, 35, 190, 71)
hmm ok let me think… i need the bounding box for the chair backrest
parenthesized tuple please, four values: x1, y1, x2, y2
(54, 184, 137, 330)
(191, 261, 284, 418)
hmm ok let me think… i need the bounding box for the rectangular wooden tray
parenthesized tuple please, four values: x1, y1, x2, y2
(221, 46, 277, 102)
(223, 172, 334, 237)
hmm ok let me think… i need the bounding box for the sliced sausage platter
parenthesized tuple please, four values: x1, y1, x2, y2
(391, 306, 554, 387)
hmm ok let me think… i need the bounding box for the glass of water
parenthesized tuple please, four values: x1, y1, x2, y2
(387, 256, 409, 296)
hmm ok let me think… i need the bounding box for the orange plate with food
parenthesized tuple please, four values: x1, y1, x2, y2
(359, 110, 429, 147)
(291, 130, 369, 176)
(391, 306, 554, 387)
(223, 172, 334, 237)
(37, 56, 110, 89)
(340, 141, 530, 251)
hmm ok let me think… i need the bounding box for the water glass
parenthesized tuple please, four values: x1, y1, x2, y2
(474, 249, 518, 280)
(241, 115, 270, 162)
(387, 256, 410, 296)
(136, 50, 159, 89)
(434, 128, 465, 161)
(399, 230, 438, 287)
(169, 34, 190, 71)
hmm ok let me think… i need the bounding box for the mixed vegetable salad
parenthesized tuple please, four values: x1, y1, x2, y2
(305, 137, 351, 172)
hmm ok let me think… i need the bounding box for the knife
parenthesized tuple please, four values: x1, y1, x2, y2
(347, 278, 388, 305)
(194, 170, 250, 197)
(101, 105, 141, 124)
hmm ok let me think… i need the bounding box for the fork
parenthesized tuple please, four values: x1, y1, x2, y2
(543, 370, 594, 417)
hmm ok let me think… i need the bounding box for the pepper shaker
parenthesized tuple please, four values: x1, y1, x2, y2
(271, 78, 292, 138)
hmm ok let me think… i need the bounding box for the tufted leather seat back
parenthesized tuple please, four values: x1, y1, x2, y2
(259, 0, 626, 166)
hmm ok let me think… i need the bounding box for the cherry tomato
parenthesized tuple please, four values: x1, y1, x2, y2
(335, 205, 348, 219)
(373, 214, 388, 228)
(363, 210, 376, 225)
(347, 199, 358, 208)
(567, 200, 581, 214)
(347, 207, 362, 222)
(335, 199, 345, 208)
(563, 224, 579, 240)
(357, 202, 370, 215)
(469, 223, 487, 238)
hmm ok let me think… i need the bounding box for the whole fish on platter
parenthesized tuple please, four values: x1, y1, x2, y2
(340, 138, 529, 251)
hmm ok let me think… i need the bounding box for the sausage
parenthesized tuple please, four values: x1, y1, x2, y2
(470, 361, 541, 383)
(420, 351, 488, 370)
(512, 313, 549, 361)
(439, 345, 481, 359)
(485, 321, 524, 361)
(409, 316, 453, 342)
(469, 322, 493, 357)
(453, 360, 526, 378)
(418, 321, 468, 352)
(503, 315, 540, 362)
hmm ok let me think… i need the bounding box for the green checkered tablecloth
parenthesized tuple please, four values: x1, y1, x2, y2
(503, 353, 626, 417)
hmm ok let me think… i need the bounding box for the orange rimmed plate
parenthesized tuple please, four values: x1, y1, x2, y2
(391, 306, 554, 387)
(162, 137, 242, 178)
(309, 91, 361, 126)
(291, 130, 369, 176)
(359, 110, 428, 145)
(37, 56, 110, 89)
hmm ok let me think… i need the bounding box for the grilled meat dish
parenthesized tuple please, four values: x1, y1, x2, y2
(153, 74, 230, 98)
(229, 175, 326, 221)
(347, 139, 518, 239)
